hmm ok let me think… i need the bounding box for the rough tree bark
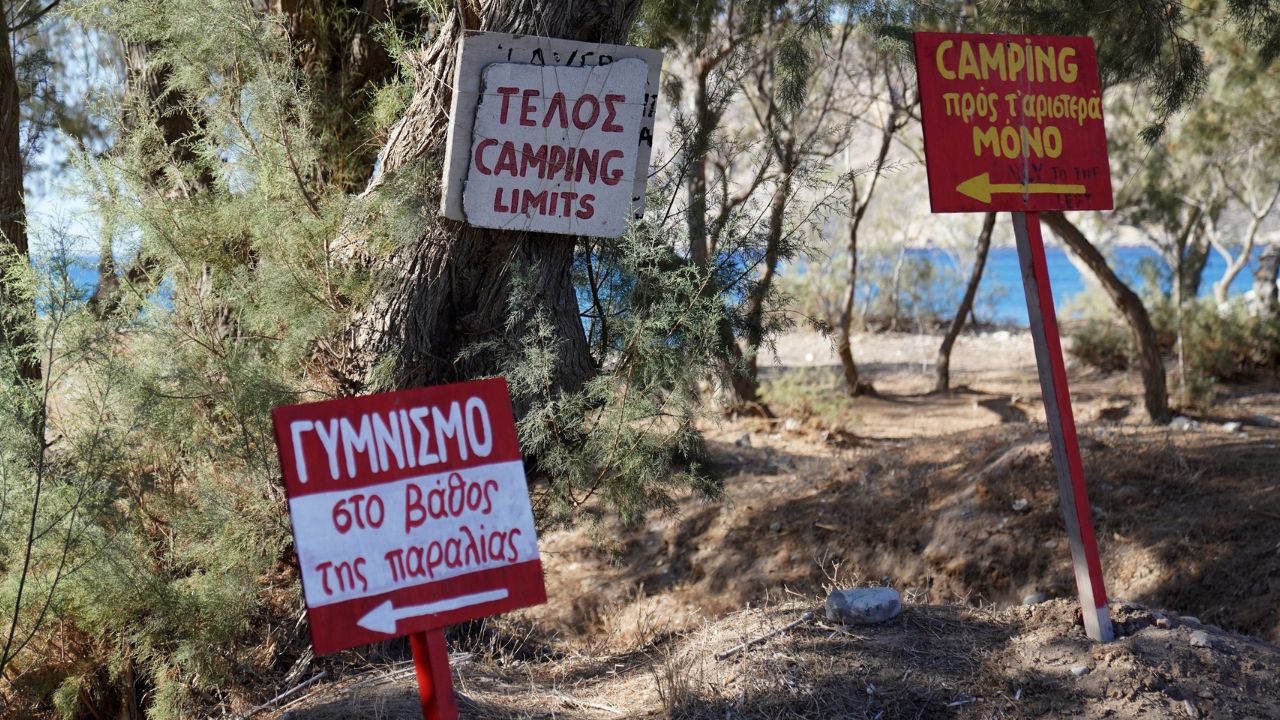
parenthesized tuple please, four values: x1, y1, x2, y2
(1254, 243, 1280, 316)
(934, 211, 995, 392)
(0, 6, 40, 382)
(341, 2, 643, 403)
(1042, 211, 1171, 424)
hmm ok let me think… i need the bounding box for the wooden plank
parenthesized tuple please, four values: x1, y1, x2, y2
(442, 31, 663, 225)
(1012, 211, 1114, 642)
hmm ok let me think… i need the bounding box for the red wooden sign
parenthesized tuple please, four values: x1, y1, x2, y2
(271, 378, 545, 656)
(914, 32, 1113, 213)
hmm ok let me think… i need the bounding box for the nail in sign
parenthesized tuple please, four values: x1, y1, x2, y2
(271, 378, 545, 655)
(914, 32, 1113, 212)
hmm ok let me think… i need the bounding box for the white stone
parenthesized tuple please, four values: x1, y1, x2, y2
(1189, 630, 1211, 648)
(1070, 665, 1089, 676)
(825, 587, 901, 625)
(1012, 498, 1031, 512)
(462, 60, 649, 237)
(1222, 421, 1243, 433)
(1170, 416, 1199, 432)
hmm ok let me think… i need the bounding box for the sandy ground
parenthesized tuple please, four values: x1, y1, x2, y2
(260, 329, 1280, 719)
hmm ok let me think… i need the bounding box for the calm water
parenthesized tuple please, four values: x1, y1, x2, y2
(53, 246, 1265, 328)
(956, 245, 1261, 325)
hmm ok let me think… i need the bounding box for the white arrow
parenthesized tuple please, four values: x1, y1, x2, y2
(356, 588, 510, 634)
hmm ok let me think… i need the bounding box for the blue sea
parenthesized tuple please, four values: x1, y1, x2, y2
(941, 245, 1262, 325)
(53, 245, 1264, 328)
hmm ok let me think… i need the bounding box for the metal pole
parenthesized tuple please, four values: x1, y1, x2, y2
(1011, 211, 1114, 642)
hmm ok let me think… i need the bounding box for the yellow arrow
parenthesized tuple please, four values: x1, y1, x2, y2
(955, 173, 1086, 204)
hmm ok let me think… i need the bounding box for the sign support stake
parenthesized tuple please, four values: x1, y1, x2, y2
(410, 629, 458, 720)
(1012, 211, 1114, 643)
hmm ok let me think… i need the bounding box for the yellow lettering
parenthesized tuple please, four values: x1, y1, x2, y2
(1007, 43, 1025, 81)
(999, 126, 1020, 157)
(1058, 48, 1078, 83)
(1022, 126, 1043, 157)
(1034, 46, 1056, 83)
(978, 43, 1007, 82)
(1044, 126, 1063, 157)
(936, 40, 955, 80)
(957, 41, 980, 80)
(973, 126, 1000, 156)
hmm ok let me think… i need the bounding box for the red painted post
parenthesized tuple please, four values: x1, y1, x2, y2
(1012, 211, 1114, 642)
(410, 629, 459, 720)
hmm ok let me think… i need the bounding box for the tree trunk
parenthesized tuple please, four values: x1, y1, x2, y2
(743, 152, 792, 385)
(686, 61, 712, 268)
(835, 232, 866, 394)
(1254, 243, 1280, 316)
(935, 211, 995, 392)
(680, 54, 763, 413)
(342, 3, 641, 404)
(0, 9, 40, 383)
(90, 39, 216, 316)
(1180, 230, 1210, 302)
(1042, 211, 1170, 423)
(272, 0, 430, 192)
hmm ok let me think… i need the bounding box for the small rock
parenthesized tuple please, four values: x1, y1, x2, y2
(826, 587, 902, 625)
(734, 432, 752, 447)
(1012, 498, 1031, 512)
(1222, 421, 1243, 434)
(1181, 616, 1201, 625)
(782, 418, 802, 432)
(768, 521, 782, 533)
(1022, 592, 1048, 606)
(1070, 665, 1090, 677)
(1189, 630, 1211, 648)
(1155, 614, 1171, 629)
(1170, 416, 1199, 432)
(1198, 690, 1214, 699)
(1254, 414, 1279, 428)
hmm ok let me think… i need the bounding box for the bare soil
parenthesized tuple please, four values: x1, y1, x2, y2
(268, 330, 1280, 719)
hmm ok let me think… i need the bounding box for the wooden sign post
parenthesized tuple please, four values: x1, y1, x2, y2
(914, 32, 1116, 641)
(271, 378, 547, 718)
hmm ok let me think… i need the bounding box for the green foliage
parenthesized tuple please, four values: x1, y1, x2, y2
(3, 1, 814, 715)
(1154, 300, 1280, 380)
(1068, 318, 1135, 372)
(498, 234, 725, 527)
(1069, 294, 1280, 406)
(783, 239, 990, 332)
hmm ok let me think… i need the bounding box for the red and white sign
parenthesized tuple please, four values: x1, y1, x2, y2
(914, 32, 1113, 213)
(463, 60, 648, 237)
(441, 31, 664, 235)
(271, 379, 545, 655)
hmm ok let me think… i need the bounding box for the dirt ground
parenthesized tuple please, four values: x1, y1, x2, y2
(267, 329, 1280, 719)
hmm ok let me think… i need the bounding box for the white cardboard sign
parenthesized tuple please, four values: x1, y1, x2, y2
(463, 60, 647, 237)
(441, 31, 663, 236)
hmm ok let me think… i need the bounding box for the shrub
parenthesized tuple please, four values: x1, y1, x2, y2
(1068, 319, 1134, 372)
